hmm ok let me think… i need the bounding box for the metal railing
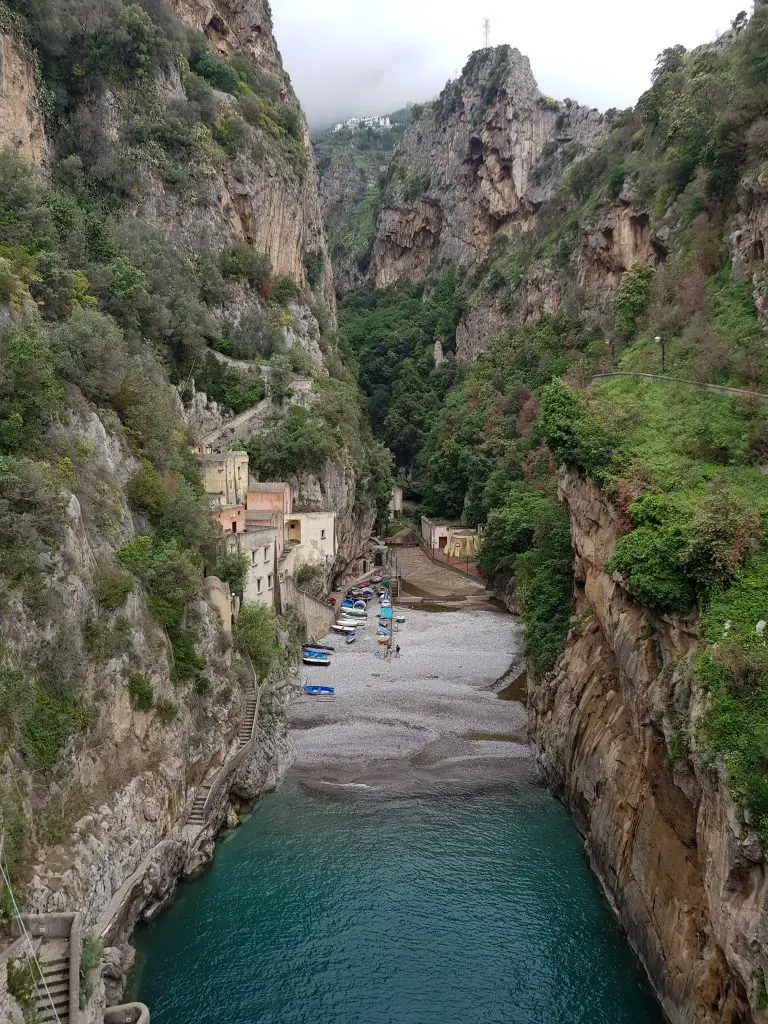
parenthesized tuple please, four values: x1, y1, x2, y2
(416, 536, 487, 581)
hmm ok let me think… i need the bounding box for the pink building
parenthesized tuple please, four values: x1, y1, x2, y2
(246, 480, 292, 557)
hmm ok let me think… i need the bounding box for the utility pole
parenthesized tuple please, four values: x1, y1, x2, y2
(484, 17, 491, 48)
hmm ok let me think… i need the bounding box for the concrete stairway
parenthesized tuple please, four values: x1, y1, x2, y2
(34, 939, 71, 1023)
(187, 695, 259, 828)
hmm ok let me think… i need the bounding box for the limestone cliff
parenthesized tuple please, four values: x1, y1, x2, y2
(370, 47, 605, 288)
(123, 0, 334, 304)
(0, 30, 47, 167)
(0, 0, 346, 1010)
(530, 470, 766, 1024)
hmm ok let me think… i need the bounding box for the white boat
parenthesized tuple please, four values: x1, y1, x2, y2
(337, 618, 363, 628)
(331, 623, 357, 634)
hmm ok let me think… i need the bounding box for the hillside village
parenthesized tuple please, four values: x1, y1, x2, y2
(330, 115, 392, 133)
(194, 445, 338, 626)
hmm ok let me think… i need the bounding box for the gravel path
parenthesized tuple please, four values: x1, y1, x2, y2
(287, 604, 532, 792)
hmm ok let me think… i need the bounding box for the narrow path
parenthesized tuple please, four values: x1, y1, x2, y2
(587, 372, 768, 403)
(187, 693, 260, 827)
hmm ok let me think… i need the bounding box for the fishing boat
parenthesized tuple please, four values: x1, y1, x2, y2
(377, 636, 390, 646)
(345, 632, 357, 645)
(303, 643, 335, 653)
(343, 609, 367, 619)
(304, 685, 335, 696)
(302, 651, 331, 666)
(337, 619, 363, 629)
(353, 600, 367, 610)
(395, 616, 405, 624)
(377, 627, 390, 637)
(331, 623, 357, 635)
(370, 576, 382, 585)
(360, 590, 375, 601)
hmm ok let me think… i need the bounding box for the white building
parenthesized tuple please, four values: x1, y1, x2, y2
(330, 115, 392, 134)
(279, 511, 337, 582)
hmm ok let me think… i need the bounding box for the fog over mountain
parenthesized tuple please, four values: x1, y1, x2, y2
(272, 0, 748, 129)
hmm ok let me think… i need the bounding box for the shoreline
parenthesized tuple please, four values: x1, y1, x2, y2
(122, 576, 527, 1015)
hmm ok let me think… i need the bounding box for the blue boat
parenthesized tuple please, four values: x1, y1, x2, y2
(346, 632, 357, 645)
(304, 685, 335, 696)
(377, 627, 390, 636)
(303, 643, 335, 653)
(302, 652, 331, 666)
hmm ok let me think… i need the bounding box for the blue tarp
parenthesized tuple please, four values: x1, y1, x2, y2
(381, 606, 393, 620)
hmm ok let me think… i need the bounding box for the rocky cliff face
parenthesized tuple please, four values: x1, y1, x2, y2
(530, 470, 766, 1024)
(132, 0, 334, 304)
(0, 0, 343, 995)
(370, 47, 605, 289)
(0, 31, 47, 167)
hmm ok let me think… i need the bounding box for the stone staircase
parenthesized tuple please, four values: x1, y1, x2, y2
(2, 914, 81, 1024)
(34, 939, 71, 1024)
(187, 694, 259, 828)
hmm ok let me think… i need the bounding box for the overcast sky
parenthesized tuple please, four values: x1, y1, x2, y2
(271, 0, 750, 130)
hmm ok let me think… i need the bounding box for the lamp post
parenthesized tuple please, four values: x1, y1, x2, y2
(655, 335, 666, 373)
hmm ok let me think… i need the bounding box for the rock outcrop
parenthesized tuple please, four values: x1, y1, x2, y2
(530, 469, 765, 1024)
(370, 47, 605, 288)
(128, 0, 335, 304)
(0, 31, 47, 167)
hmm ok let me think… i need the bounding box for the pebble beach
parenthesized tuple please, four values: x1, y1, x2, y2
(288, 597, 533, 791)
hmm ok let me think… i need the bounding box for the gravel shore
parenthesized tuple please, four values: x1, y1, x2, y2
(287, 604, 533, 792)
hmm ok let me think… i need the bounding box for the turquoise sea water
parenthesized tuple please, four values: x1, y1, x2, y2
(132, 779, 664, 1024)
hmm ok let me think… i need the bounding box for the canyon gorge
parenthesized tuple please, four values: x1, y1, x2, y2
(1, 2, 768, 1024)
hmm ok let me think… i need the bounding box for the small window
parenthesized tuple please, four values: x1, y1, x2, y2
(231, 522, 237, 533)
(251, 551, 257, 565)
(256, 578, 262, 593)
(321, 529, 326, 540)
(264, 546, 269, 562)
(268, 574, 273, 589)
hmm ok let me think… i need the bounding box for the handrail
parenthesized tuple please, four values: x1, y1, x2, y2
(586, 372, 768, 403)
(6, 912, 81, 1024)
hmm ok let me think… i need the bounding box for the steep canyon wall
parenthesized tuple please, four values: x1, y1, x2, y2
(531, 471, 767, 1024)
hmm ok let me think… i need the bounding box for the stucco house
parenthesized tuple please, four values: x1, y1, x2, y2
(228, 527, 278, 607)
(280, 511, 337, 580)
(246, 479, 292, 556)
(421, 517, 480, 559)
(201, 450, 249, 508)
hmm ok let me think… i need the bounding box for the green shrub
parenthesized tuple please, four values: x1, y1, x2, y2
(168, 624, 205, 682)
(246, 406, 338, 479)
(93, 565, 133, 611)
(7, 955, 42, 1019)
(117, 534, 201, 631)
(270, 276, 301, 305)
(302, 250, 324, 290)
(126, 460, 167, 519)
(538, 379, 613, 478)
(219, 245, 272, 288)
(615, 264, 654, 340)
(606, 483, 763, 614)
(235, 603, 278, 681)
(21, 689, 89, 772)
(128, 672, 154, 711)
(79, 935, 103, 1010)
(216, 552, 249, 599)
(478, 485, 574, 675)
(213, 109, 247, 157)
(190, 353, 266, 414)
(155, 698, 179, 724)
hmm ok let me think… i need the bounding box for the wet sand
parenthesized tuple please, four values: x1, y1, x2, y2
(288, 601, 533, 792)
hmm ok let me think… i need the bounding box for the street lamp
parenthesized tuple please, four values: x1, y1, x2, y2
(655, 335, 666, 374)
